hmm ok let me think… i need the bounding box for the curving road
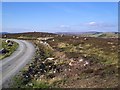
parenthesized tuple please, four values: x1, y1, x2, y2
(0, 39, 35, 88)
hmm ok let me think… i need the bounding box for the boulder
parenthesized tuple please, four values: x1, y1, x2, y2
(5, 40, 10, 43)
(0, 48, 9, 54)
(8, 42, 13, 46)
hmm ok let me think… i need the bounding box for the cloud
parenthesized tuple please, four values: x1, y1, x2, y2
(60, 25, 70, 28)
(56, 22, 117, 32)
(2, 28, 32, 33)
(87, 21, 117, 28)
(88, 22, 97, 26)
(84, 22, 117, 32)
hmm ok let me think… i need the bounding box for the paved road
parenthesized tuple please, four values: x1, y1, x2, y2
(0, 39, 35, 88)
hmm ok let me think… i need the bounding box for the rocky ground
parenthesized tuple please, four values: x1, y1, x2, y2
(9, 35, 119, 88)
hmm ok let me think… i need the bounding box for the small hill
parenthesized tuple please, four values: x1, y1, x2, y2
(2, 32, 57, 39)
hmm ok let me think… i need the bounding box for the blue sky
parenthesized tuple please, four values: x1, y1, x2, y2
(2, 2, 118, 33)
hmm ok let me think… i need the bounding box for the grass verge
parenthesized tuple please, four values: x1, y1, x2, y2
(0, 39, 19, 60)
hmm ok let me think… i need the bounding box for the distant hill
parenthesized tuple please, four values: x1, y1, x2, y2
(56, 31, 119, 38)
(0, 32, 9, 35)
(2, 32, 57, 39)
(1, 31, 119, 39)
(56, 31, 102, 35)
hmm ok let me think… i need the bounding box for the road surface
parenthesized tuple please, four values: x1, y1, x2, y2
(0, 39, 35, 88)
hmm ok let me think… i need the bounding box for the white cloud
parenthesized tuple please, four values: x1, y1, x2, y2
(87, 21, 117, 28)
(88, 21, 98, 26)
(60, 25, 70, 28)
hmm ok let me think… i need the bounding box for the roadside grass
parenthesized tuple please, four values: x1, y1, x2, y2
(11, 42, 53, 88)
(0, 39, 19, 60)
(0, 39, 2, 49)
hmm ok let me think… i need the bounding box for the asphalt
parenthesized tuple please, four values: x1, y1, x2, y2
(0, 39, 35, 89)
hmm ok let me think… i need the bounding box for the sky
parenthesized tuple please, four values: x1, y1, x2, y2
(2, 2, 118, 33)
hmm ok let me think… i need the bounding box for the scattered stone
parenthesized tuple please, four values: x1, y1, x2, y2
(79, 46, 83, 49)
(61, 34, 64, 37)
(69, 62, 73, 66)
(108, 42, 113, 45)
(40, 41, 43, 44)
(76, 37, 79, 39)
(46, 58, 54, 61)
(52, 39, 55, 41)
(83, 61, 89, 66)
(112, 45, 115, 48)
(53, 70, 56, 73)
(28, 83, 33, 86)
(84, 38, 88, 40)
(64, 69, 67, 72)
(79, 58, 84, 62)
(84, 54, 87, 57)
(68, 69, 71, 71)
(73, 36, 75, 38)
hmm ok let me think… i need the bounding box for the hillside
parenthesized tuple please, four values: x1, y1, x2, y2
(7, 32, 119, 88)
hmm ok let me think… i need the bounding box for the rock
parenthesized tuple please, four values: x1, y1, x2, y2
(79, 46, 83, 49)
(68, 69, 71, 71)
(38, 72, 40, 74)
(39, 63, 45, 70)
(64, 69, 67, 71)
(61, 34, 64, 37)
(84, 38, 88, 40)
(84, 54, 87, 57)
(83, 61, 89, 66)
(34, 74, 37, 77)
(85, 61, 89, 65)
(46, 58, 54, 61)
(69, 60, 77, 66)
(53, 70, 56, 73)
(5, 40, 10, 43)
(40, 75, 45, 79)
(3, 35, 7, 38)
(52, 39, 55, 41)
(69, 62, 73, 66)
(108, 42, 113, 45)
(40, 41, 43, 44)
(76, 37, 79, 39)
(79, 58, 84, 62)
(28, 83, 33, 86)
(73, 36, 75, 38)
(8, 42, 13, 46)
(0, 48, 9, 54)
